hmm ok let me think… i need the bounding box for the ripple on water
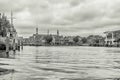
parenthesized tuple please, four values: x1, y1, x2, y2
(1, 46, 120, 80)
(0, 68, 14, 75)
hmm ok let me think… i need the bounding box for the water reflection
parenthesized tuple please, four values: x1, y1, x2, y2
(35, 47, 39, 63)
(0, 50, 17, 59)
(34, 47, 55, 64)
(1, 46, 120, 80)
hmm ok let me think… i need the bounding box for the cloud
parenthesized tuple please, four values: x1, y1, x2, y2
(1, 0, 120, 37)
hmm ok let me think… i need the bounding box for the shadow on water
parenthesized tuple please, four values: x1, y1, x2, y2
(0, 50, 18, 59)
(0, 50, 7, 58)
(0, 68, 15, 75)
(34, 47, 52, 64)
(1, 46, 120, 80)
(105, 49, 120, 53)
(0, 50, 16, 77)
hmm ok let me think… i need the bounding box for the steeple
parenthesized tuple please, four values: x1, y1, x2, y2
(11, 11, 13, 26)
(0, 13, 1, 30)
(36, 27, 38, 34)
(57, 30, 59, 36)
(2, 13, 5, 19)
(47, 29, 49, 35)
(0, 13, 1, 18)
(2, 13, 5, 17)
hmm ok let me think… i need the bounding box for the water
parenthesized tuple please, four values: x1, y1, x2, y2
(0, 46, 120, 80)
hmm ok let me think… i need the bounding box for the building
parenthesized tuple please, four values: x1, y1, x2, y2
(23, 29, 67, 46)
(104, 30, 120, 46)
(63, 36, 74, 45)
(23, 28, 46, 46)
(52, 35, 64, 45)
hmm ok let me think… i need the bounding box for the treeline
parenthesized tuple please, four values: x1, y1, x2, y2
(37, 35, 105, 46)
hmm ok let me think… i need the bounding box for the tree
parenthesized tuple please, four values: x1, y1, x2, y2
(87, 35, 104, 46)
(81, 37, 87, 44)
(45, 35, 53, 44)
(73, 36, 79, 43)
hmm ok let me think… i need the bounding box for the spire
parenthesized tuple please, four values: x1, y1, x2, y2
(36, 27, 38, 34)
(2, 13, 5, 19)
(57, 30, 59, 36)
(0, 13, 1, 18)
(0, 13, 1, 29)
(2, 13, 5, 16)
(11, 11, 13, 26)
(47, 29, 49, 35)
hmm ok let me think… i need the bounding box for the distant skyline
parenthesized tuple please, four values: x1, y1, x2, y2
(1, 0, 120, 37)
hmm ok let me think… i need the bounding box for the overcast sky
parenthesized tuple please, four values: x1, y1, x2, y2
(1, 0, 120, 37)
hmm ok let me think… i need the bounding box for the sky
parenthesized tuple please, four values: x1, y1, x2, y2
(0, 0, 120, 37)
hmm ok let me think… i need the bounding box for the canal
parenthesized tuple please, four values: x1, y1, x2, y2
(0, 46, 120, 80)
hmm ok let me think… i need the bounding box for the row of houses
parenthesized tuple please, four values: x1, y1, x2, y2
(23, 28, 82, 46)
(22, 28, 120, 47)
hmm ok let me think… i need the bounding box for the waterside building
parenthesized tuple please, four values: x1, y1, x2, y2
(104, 30, 120, 46)
(23, 28, 82, 46)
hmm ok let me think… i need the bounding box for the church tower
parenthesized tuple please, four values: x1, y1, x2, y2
(36, 27, 38, 35)
(57, 30, 59, 36)
(47, 29, 49, 35)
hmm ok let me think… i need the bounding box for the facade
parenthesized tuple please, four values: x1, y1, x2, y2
(63, 36, 74, 45)
(23, 34, 46, 46)
(23, 28, 47, 46)
(23, 29, 66, 46)
(104, 30, 120, 46)
(51, 30, 63, 45)
(52, 35, 64, 45)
